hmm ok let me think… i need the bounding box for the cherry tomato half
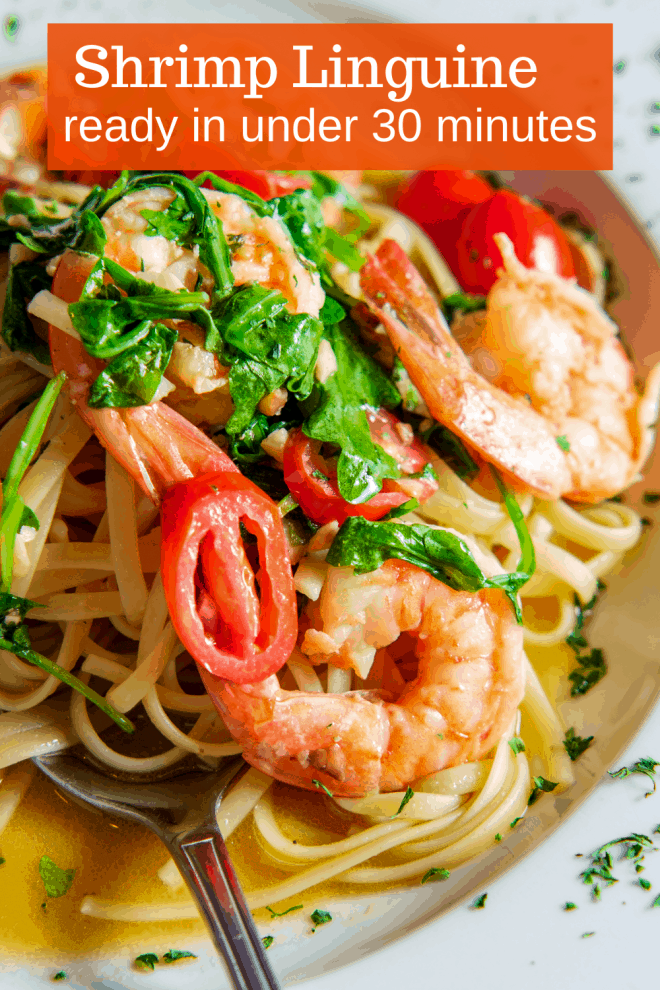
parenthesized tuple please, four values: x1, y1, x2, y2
(456, 189, 576, 294)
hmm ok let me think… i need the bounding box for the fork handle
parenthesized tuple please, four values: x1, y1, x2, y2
(166, 825, 281, 990)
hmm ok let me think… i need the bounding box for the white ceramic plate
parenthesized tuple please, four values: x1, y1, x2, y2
(2, 167, 660, 989)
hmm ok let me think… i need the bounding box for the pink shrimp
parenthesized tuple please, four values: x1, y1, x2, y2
(361, 237, 660, 503)
(201, 560, 524, 797)
(48, 249, 237, 501)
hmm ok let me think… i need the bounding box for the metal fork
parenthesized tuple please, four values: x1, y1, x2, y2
(33, 740, 280, 990)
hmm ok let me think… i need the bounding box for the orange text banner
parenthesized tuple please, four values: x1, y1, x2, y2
(47, 23, 613, 170)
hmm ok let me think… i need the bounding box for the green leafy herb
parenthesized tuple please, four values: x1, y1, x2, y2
(472, 893, 488, 909)
(563, 902, 577, 911)
(1, 372, 66, 592)
(581, 932, 595, 939)
(528, 777, 558, 806)
(421, 867, 451, 884)
(71, 209, 107, 255)
(510, 817, 523, 829)
(608, 758, 660, 796)
(555, 435, 571, 452)
(563, 727, 594, 761)
(162, 949, 197, 963)
(441, 291, 486, 323)
(265, 904, 303, 918)
(52, 972, 67, 982)
(653, 894, 660, 907)
(1, 260, 53, 362)
(213, 283, 322, 434)
(262, 936, 274, 949)
(323, 227, 365, 271)
(421, 422, 479, 481)
(642, 491, 660, 505)
(494, 833, 502, 842)
(327, 514, 531, 623)
(141, 191, 196, 245)
(638, 877, 652, 890)
(381, 498, 419, 521)
(310, 909, 332, 925)
(301, 317, 401, 503)
(89, 322, 177, 408)
(312, 778, 334, 798)
(135, 954, 159, 971)
(39, 856, 76, 899)
(392, 786, 414, 818)
(508, 736, 526, 756)
(569, 649, 607, 697)
(0, 856, 5, 865)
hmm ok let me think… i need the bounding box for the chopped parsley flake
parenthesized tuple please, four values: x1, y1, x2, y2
(421, 868, 450, 884)
(38, 856, 76, 899)
(135, 954, 159, 971)
(642, 491, 660, 504)
(262, 936, 274, 949)
(638, 878, 652, 890)
(0, 856, 5, 865)
(391, 786, 414, 818)
(52, 973, 67, 982)
(581, 932, 595, 939)
(528, 776, 559, 805)
(563, 902, 577, 911)
(265, 904, 303, 918)
(510, 817, 523, 829)
(508, 736, 526, 755)
(310, 909, 332, 925)
(495, 834, 502, 842)
(653, 894, 660, 908)
(472, 893, 488, 909)
(163, 950, 197, 963)
(608, 758, 660, 796)
(312, 779, 334, 798)
(563, 727, 594, 761)
(555, 435, 571, 452)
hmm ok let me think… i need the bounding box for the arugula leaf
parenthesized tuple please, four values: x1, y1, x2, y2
(508, 736, 526, 756)
(269, 188, 327, 275)
(141, 191, 196, 245)
(88, 323, 177, 408)
(608, 758, 660, 796)
(528, 776, 558, 805)
(301, 319, 401, 503)
(563, 727, 594, 761)
(310, 909, 332, 925)
(391, 786, 414, 818)
(1, 260, 52, 363)
(70, 210, 107, 256)
(39, 856, 76, 898)
(421, 422, 479, 481)
(327, 515, 531, 624)
(3, 189, 41, 218)
(162, 950, 197, 963)
(217, 284, 323, 434)
(488, 467, 535, 622)
(421, 867, 450, 884)
(262, 936, 274, 949)
(323, 227, 365, 271)
(1, 372, 65, 591)
(135, 954, 159, 971)
(265, 904, 303, 918)
(441, 291, 486, 324)
(327, 517, 491, 591)
(228, 413, 295, 466)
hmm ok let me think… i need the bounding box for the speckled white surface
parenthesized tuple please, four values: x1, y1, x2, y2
(2, 2, 660, 988)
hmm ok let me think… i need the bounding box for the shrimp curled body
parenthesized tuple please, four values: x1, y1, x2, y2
(202, 560, 525, 797)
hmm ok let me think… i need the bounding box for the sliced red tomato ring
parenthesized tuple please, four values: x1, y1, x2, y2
(161, 472, 297, 684)
(282, 415, 437, 527)
(456, 188, 576, 294)
(183, 169, 312, 200)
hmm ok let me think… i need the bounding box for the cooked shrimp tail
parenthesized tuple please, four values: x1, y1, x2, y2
(361, 240, 571, 500)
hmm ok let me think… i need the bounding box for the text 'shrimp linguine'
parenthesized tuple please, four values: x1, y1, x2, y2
(1, 82, 659, 946)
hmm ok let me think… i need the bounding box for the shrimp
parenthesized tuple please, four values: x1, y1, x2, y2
(47, 181, 326, 500)
(361, 237, 660, 503)
(201, 559, 524, 796)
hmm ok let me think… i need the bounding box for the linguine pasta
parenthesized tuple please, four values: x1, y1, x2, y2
(0, 172, 650, 932)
